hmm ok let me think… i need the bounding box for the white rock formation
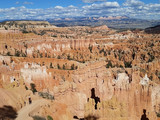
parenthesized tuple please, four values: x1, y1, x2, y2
(140, 74, 149, 86)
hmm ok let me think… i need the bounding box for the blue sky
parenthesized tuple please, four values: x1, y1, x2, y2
(0, 0, 160, 20)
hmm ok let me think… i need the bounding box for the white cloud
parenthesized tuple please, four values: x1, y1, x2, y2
(82, 0, 106, 3)
(83, 2, 119, 9)
(54, 6, 63, 9)
(122, 0, 160, 19)
(0, 0, 160, 20)
(15, 1, 33, 5)
(0, 5, 83, 20)
(23, 2, 33, 5)
(82, 2, 120, 17)
(123, 0, 144, 7)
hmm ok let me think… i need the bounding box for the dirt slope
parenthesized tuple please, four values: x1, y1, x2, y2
(16, 99, 50, 120)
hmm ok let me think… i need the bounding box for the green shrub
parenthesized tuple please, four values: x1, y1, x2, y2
(67, 55, 72, 60)
(88, 45, 93, 53)
(52, 35, 57, 37)
(25, 85, 28, 90)
(7, 52, 11, 56)
(148, 54, 155, 62)
(124, 61, 132, 68)
(47, 115, 53, 120)
(63, 64, 66, 70)
(32, 115, 46, 120)
(71, 64, 75, 70)
(40, 53, 43, 58)
(21, 29, 29, 34)
(57, 64, 61, 69)
(120, 65, 123, 68)
(22, 53, 27, 57)
(50, 63, 53, 68)
(15, 50, 20, 57)
(40, 30, 46, 36)
(106, 61, 112, 68)
(30, 83, 37, 94)
(99, 48, 104, 54)
(156, 112, 160, 117)
(38, 92, 54, 100)
(57, 55, 61, 59)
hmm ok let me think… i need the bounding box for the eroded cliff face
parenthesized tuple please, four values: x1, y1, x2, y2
(0, 23, 160, 120)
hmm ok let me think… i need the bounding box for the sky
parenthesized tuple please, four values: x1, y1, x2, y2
(0, 0, 160, 20)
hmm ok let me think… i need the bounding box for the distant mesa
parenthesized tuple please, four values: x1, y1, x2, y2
(145, 25, 160, 34)
(94, 25, 109, 30)
(0, 20, 56, 30)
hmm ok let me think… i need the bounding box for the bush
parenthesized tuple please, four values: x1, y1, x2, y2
(156, 112, 160, 117)
(67, 55, 72, 60)
(52, 35, 57, 37)
(21, 29, 29, 33)
(71, 64, 75, 70)
(7, 52, 11, 56)
(57, 64, 61, 69)
(15, 50, 20, 57)
(32, 115, 46, 120)
(25, 85, 28, 90)
(99, 48, 104, 54)
(57, 55, 61, 59)
(124, 61, 132, 68)
(47, 115, 53, 120)
(63, 64, 66, 70)
(50, 63, 53, 68)
(30, 83, 37, 94)
(120, 65, 123, 68)
(22, 53, 27, 57)
(40, 53, 43, 58)
(148, 54, 155, 62)
(106, 61, 112, 68)
(38, 92, 54, 100)
(40, 30, 46, 36)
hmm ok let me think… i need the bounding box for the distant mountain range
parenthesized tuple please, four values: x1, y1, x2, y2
(48, 16, 160, 29)
(0, 16, 160, 29)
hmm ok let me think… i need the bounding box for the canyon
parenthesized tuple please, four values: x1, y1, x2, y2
(0, 21, 160, 120)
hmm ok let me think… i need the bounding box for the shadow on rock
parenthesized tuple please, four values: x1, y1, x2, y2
(141, 109, 149, 120)
(0, 105, 17, 120)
